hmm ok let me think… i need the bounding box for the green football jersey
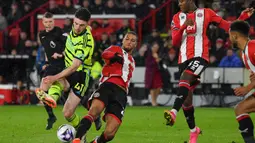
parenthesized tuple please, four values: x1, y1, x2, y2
(64, 26, 94, 72)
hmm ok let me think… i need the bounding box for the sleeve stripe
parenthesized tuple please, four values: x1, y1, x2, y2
(65, 50, 73, 62)
(64, 59, 71, 66)
(65, 48, 75, 57)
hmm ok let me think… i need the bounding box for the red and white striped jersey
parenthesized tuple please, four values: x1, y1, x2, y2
(171, 8, 249, 64)
(99, 45, 135, 91)
(242, 40, 255, 72)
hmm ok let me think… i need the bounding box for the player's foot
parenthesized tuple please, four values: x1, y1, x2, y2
(72, 138, 81, 143)
(189, 127, 202, 143)
(46, 116, 57, 130)
(94, 116, 102, 131)
(35, 88, 57, 108)
(164, 110, 176, 126)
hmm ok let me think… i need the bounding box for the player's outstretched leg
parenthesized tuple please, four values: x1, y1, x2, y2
(164, 71, 196, 126)
(63, 92, 82, 128)
(90, 114, 121, 143)
(235, 96, 255, 143)
(36, 88, 57, 108)
(73, 99, 105, 143)
(36, 81, 63, 108)
(43, 102, 57, 130)
(82, 95, 102, 131)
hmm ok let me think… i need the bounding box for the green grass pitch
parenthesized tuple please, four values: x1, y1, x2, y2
(0, 106, 250, 143)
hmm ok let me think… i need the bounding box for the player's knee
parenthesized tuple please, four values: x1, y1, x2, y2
(234, 103, 246, 116)
(181, 71, 197, 83)
(88, 107, 100, 118)
(63, 108, 73, 118)
(183, 102, 192, 108)
(88, 101, 104, 117)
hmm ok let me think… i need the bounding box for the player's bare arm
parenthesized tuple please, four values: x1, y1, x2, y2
(234, 83, 254, 96)
(43, 58, 82, 84)
(242, 8, 254, 17)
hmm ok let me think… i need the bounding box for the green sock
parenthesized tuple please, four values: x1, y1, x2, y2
(66, 113, 80, 128)
(48, 81, 64, 101)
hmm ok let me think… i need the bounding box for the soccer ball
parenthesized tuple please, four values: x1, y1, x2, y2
(57, 124, 76, 142)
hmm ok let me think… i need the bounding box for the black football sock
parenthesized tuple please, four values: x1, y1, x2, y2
(75, 115, 94, 139)
(236, 114, 255, 143)
(172, 80, 190, 111)
(182, 105, 195, 130)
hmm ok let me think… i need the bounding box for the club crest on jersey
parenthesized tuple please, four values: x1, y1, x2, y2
(50, 41, 56, 48)
(197, 13, 203, 17)
(93, 92, 100, 98)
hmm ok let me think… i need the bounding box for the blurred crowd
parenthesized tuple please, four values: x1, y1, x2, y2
(0, 0, 255, 88)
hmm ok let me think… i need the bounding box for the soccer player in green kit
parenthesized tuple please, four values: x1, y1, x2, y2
(36, 8, 101, 130)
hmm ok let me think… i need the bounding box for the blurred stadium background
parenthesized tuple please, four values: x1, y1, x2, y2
(0, 0, 255, 142)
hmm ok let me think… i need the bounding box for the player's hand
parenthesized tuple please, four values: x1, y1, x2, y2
(42, 64, 48, 70)
(242, 8, 254, 17)
(43, 76, 56, 84)
(184, 19, 194, 26)
(52, 53, 63, 59)
(234, 86, 249, 96)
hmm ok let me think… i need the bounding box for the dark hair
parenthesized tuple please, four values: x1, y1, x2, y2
(75, 7, 91, 22)
(126, 31, 138, 41)
(43, 12, 53, 18)
(230, 20, 250, 37)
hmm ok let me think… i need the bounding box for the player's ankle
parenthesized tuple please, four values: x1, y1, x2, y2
(171, 109, 178, 116)
(190, 127, 196, 133)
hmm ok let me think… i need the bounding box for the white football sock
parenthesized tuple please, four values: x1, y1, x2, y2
(190, 127, 196, 133)
(170, 109, 177, 116)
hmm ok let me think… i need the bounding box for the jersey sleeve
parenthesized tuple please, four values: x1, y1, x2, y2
(101, 46, 121, 60)
(60, 29, 68, 53)
(38, 31, 43, 43)
(207, 8, 230, 31)
(60, 31, 68, 46)
(171, 14, 187, 47)
(208, 8, 250, 32)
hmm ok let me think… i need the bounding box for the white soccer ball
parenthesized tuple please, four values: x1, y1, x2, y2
(57, 124, 76, 142)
